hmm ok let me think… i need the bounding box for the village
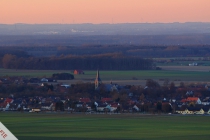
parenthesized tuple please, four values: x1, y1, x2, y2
(1, 69, 210, 115)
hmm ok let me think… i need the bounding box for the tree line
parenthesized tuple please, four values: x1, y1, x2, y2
(2, 53, 153, 70)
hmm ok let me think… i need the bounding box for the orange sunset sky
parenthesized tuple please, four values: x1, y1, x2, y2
(0, 0, 210, 24)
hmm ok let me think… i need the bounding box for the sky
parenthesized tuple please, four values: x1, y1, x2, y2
(0, 0, 210, 24)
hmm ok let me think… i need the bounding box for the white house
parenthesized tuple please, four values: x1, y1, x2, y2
(183, 108, 194, 114)
(41, 78, 48, 82)
(96, 104, 107, 112)
(194, 108, 205, 114)
(207, 109, 210, 114)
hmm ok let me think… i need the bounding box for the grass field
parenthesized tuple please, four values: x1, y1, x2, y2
(154, 57, 210, 66)
(161, 66, 210, 72)
(156, 61, 210, 66)
(0, 113, 210, 140)
(1, 67, 210, 81)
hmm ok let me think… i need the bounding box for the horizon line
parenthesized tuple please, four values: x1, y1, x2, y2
(1, 22, 210, 25)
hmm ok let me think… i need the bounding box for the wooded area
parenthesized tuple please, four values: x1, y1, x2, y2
(0, 44, 210, 58)
(1, 42, 210, 70)
(1, 53, 153, 70)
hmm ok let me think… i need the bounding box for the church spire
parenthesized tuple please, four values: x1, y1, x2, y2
(95, 69, 102, 89)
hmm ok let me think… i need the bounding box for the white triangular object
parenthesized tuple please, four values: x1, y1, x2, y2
(0, 122, 18, 140)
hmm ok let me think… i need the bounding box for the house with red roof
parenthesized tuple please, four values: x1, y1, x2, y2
(0, 102, 7, 110)
(101, 98, 112, 103)
(181, 97, 201, 104)
(186, 97, 202, 104)
(110, 103, 120, 112)
(4, 98, 14, 104)
(79, 98, 91, 103)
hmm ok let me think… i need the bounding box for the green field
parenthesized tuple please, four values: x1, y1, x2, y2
(155, 61, 210, 66)
(154, 57, 210, 66)
(1, 67, 210, 82)
(0, 113, 210, 140)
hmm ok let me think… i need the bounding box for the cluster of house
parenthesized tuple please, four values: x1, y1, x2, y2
(1, 94, 210, 115)
(1, 70, 210, 114)
(75, 98, 121, 112)
(176, 106, 210, 115)
(175, 97, 210, 115)
(0, 96, 55, 112)
(0, 70, 123, 112)
(0, 96, 122, 113)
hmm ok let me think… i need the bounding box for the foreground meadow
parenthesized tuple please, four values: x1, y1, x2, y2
(0, 113, 210, 140)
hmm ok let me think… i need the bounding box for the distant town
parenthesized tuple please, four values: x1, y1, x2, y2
(1, 69, 210, 115)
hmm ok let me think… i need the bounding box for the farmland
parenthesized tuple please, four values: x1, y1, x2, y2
(0, 113, 210, 140)
(1, 66, 210, 86)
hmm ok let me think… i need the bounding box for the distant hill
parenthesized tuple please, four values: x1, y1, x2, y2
(1, 23, 210, 46)
(0, 34, 210, 46)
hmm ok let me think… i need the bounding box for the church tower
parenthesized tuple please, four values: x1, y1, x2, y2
(95, 69, 102, 89)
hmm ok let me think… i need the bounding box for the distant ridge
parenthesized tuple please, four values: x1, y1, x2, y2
(0, 22, 210, 35)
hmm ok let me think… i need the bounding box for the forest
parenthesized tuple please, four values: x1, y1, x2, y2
(1, 53, 153, 70)
(1, 44, 210, 58)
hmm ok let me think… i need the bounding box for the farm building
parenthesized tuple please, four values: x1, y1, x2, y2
(74, 70, 84, 75)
